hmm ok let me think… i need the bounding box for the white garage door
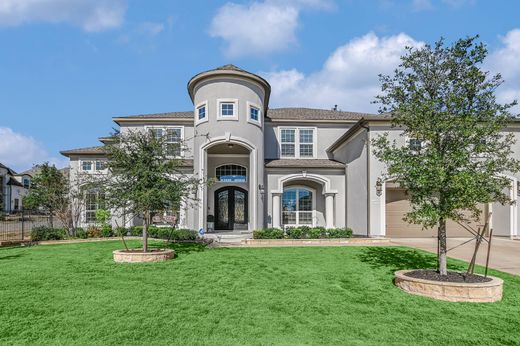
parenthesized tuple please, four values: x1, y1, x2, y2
(386, 189, 485, 238)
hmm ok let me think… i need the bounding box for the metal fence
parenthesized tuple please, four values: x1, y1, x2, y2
(0, 210, 53, 241)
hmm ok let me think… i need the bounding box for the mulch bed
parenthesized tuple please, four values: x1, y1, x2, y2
(404, 269, 492, 283)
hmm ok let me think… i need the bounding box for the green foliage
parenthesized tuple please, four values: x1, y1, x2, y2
(373, 36, 520, 228)
(74, 228, 88, 239)
(253, 227, 353, 239)
(253, 228, 284, 239)
(129, 226, 143, 236)
(86, 226, 102, 238)
(113, 227, 127, 237)
(30, 226, 67, 241)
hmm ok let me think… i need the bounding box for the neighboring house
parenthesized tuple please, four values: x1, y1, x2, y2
(0, 162, 31, 214)
(60, 65, 520, 238)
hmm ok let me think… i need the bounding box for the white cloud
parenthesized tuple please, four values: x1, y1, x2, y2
(487, 29, 520, 113)
(412, 0, 433, 11)
(137, 21, 164, 37)
(209, 0, 333, 57)
(0, 127, 67, 172)
(0, 0, 126, 32)
(262, 32, 423, 112)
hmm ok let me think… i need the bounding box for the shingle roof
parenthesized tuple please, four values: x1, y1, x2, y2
(114, 111, 193, 121)
(266, 108, 377, 121)
(265, 159, 344, 169)
(60, 146, 107, 157)
(112, 107, 380, 122)
(7, 177, 23, 187)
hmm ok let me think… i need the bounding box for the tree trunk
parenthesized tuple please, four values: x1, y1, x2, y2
(143, 212, 148, 253)
(438, 218, 447, 275)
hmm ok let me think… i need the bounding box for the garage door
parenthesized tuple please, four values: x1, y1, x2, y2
(386, 189, 486, 238)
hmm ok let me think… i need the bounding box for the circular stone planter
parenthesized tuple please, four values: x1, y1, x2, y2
(394, 270, 503, 303)
(113, 249, 175, 263)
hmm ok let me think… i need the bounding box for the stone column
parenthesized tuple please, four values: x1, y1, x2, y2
(272, 193, 281, 229)
(325, 193, 335, 229)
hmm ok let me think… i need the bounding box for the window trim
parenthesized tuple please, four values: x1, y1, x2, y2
(247, 101, 262, 127)
(216, 98, 239, 121)
(281, 186, 316, 227)
(81, 160, 93, 171)
(278, 127, 317, 158)
(195, 100, 208, 125)
(84, 189, 105, 224)
(144, 126, 185, 158)
(215, 163, 248, 183)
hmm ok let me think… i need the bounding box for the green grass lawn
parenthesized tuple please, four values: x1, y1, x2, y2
(0, 241, 519, 345)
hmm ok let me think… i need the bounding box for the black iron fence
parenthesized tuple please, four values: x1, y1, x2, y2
(0, 210, 53, 241)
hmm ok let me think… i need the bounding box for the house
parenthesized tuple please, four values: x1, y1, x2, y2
(60, 65, 520, 238)
(0, 162, 31, 214)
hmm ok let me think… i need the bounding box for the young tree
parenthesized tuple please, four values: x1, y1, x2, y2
(24, 163, 68, 228)
(101, 130, 201, 252)
(373, 36, 520, 275)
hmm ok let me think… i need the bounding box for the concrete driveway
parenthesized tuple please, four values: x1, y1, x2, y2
(391, 237, 520, 276)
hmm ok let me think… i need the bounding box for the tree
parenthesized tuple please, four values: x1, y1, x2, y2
(24, 163, 68, 228)
(101, 130, 201, 252)
(373, 36, 520, 275)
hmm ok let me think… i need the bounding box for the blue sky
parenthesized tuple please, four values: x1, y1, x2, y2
(1, 0, 520, 172)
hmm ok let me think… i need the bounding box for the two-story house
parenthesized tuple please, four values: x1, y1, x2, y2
(61, 65, 520, 238)
(0, 162, 31, 213)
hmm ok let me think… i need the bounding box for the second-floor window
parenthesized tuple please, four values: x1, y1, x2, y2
(23, 178, 30, 189)
(221, 102, 235, 117)
(82, 161, 92, 171)
(197, 104, 206, 121)
(95, 161, 107, 171)
(280, 128, 315, 158)
(148, 127, 183, 157)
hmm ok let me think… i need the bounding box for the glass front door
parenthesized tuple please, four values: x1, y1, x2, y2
(215, 187, 248, 230)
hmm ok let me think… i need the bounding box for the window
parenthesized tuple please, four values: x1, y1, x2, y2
(281, 129, 295, 157)
(216, 164, 247, 182)
(82, 161, 92, 171)
(197, 104, 206, 121)
(280, 128, 315, 158)
(250, 105, 260, 123)
(147, 127, 183, 157)
(95, 161, 106, 171)
(85, 190, 105, 224)
(221, 103, 234, 117)
(14, 198, 19, 211)
(23, 178, 30, 189)
(299, 129, 314, 157)
(282, 188, 313, 226)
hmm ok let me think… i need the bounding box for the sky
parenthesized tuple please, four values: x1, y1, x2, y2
(1, 0, 520, 172)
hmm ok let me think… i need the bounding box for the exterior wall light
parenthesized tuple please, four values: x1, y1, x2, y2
(375, 180, 383, 197)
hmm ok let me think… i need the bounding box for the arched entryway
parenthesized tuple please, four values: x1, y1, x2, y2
(214, 186, 248, 230)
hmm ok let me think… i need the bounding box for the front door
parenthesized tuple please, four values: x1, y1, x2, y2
(215, 187, 248, 230)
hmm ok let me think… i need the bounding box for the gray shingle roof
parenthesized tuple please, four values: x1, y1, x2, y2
(112, 107, 380, 122)
(266, 108, 377, 121)
(265, 159, 344, 169)
(60, 146, 107, 156)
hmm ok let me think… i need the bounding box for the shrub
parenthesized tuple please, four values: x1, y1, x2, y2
(253, 228, 284, 239)
(113, 227, 126, 237)
(326, 228, 353, 238)
(309, 227, 326, 239)
(30, 226, 67, 241)
(101, 224, 112, 238)
(171, 228, 198, 241)
(86, 226, 102, 238)
(129, 226, 143, 236)
(75, 228, 87, 239)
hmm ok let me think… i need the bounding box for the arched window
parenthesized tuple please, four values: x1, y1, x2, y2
(216, 164, 247, 182)
(282, 187, 314, 226)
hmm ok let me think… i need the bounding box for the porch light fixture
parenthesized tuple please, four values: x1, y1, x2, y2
(375, 180, 383, 197)
(228, 143, 234, 148)
(258, 184, 265, 194)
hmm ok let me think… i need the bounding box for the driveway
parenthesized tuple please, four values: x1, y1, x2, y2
(391, 237, 520, 276)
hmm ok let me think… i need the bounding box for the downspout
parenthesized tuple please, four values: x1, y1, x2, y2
(360, 122, 371, 237)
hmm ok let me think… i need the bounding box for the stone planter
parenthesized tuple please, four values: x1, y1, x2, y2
(394, 270, 503, 303)
(113, 249, 175, 263)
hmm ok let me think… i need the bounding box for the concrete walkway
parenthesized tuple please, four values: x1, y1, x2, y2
(391, 237, 520, 276)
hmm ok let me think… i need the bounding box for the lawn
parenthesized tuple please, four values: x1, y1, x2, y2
(0, 241, 519, 345)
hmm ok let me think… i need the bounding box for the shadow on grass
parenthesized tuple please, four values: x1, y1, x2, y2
(0, 253, 24, 260)
(357, 247, 465, 273)
(155, 242, 207, 256)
